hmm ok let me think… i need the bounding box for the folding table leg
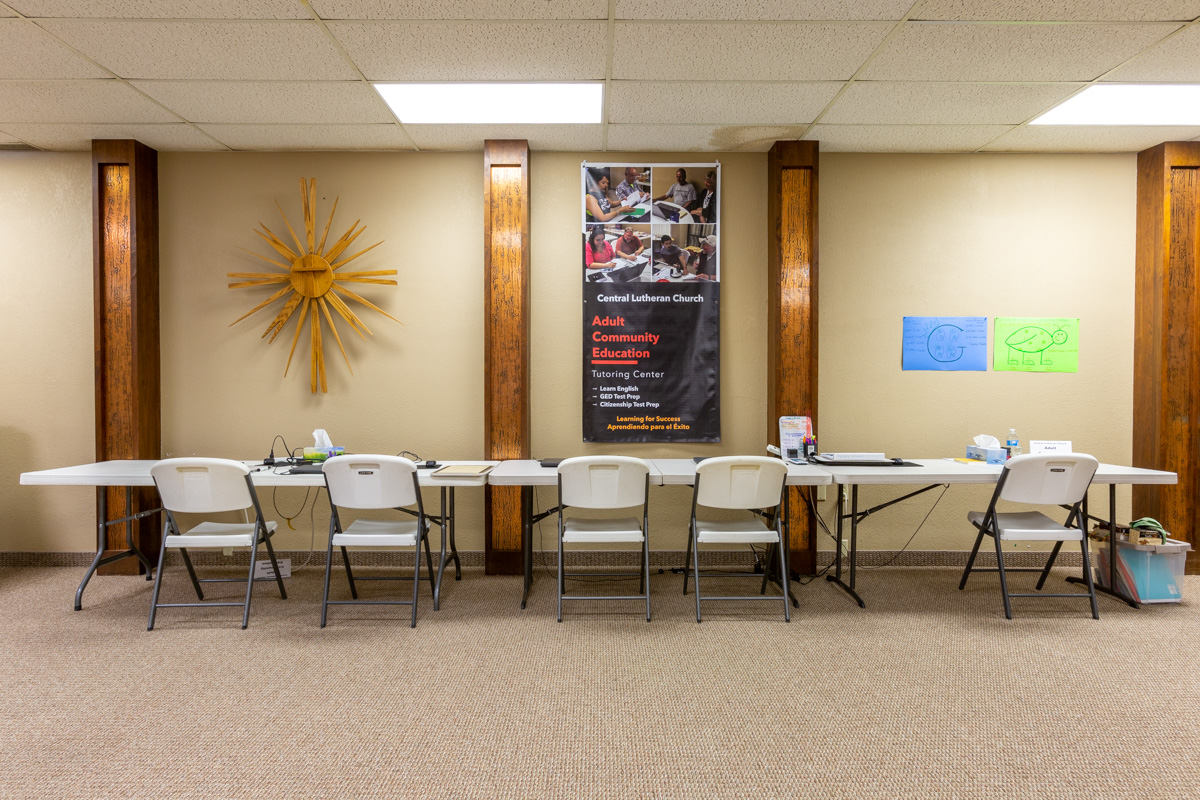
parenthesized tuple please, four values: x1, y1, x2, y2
(75, 490, 108, 612)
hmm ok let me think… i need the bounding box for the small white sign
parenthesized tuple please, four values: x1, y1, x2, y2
(1029, 440, 1072, 455)
(254, 558, 291, 580)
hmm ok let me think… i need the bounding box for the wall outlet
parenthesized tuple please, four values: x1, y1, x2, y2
(816, 485, 827, 502)
(254, 558, 291, 580)
(222, 547, 233, 556)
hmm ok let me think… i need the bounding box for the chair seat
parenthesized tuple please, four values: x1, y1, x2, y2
(333, 518, 421, 547)
(165, 520, 278, 549)
(696, 517, 779, 544)
(967, 510, 1084, 541)
(562, 517, 644, 543)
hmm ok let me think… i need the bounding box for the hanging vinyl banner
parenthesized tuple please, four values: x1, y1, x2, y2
(581, 162, 720, 442)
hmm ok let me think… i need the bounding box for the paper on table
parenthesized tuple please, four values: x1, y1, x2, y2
(433, 464, 493, 476)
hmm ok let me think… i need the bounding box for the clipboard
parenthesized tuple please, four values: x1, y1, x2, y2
(432, 464, 494, 477)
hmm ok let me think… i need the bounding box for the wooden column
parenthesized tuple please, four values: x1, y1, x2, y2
(1134, 141, 1200, 573)
(92, 139, 161, 574)
(483, 140, 531, 574)
(767, 141, 819, 574)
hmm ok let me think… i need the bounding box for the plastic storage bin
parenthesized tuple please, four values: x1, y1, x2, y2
(1092, 537, 1190, 604)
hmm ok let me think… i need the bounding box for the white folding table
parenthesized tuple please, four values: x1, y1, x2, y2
(818, 458, 1178, 609)
(20, 459, 495, 611)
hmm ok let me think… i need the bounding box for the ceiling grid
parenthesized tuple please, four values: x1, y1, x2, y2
(0, 0, 1197, 152)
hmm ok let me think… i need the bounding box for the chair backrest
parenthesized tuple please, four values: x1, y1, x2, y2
(322, 455, 419, 510)
(997, 453, 1099, 506)
(558, 456, 649, 509)
(695, 456, 787, 510)
(150, 458, 253, 514)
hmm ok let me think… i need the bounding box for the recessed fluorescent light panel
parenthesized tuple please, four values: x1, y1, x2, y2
(374, 83, 603, 124)
(1031, 84, 1200, 126)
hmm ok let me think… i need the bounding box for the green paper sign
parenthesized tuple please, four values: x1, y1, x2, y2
(993, 317, 1079, 372)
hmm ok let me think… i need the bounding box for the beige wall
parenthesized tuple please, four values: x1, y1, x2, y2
(0, 152, 95, 551)
(1, 148, 1136, 555)
(818, 153, 1136, 551)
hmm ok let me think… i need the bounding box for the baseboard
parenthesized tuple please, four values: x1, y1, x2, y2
(0, 549, 1085, 571)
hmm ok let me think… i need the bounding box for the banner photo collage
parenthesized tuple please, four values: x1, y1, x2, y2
(582, 163, 720, 442)
(901, 316, 1079, 373)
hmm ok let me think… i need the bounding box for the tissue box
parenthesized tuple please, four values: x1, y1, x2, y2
(966, 445, 1007, 465)
(302, 446, 344, 461)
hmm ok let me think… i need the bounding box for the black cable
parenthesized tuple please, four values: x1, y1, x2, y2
(294, 487, 324, 569)
(271, 486, 312, 531)
(860, 484, 949, 570)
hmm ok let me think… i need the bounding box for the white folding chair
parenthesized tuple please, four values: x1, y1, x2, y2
(685, 456, 790, 623)
(321, 455, 434, 628)
(556, 456, 651, 622)
(148, 458, 287, 630)
(960, 453, 1100, 619)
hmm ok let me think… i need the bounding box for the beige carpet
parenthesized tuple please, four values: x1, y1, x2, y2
(1, 564, 1197, 799)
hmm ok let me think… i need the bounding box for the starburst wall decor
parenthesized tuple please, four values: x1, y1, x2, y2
(229, 178, 401, 393)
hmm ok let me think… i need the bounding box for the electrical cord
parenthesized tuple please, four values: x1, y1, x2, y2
(293, 487, 324, 568)
(860, 484, 949, 570)
(272, 486, 313, 531)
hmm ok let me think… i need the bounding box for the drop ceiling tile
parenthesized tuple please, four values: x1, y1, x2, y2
(613, 22, 891, 81)
(803, 123, 1013, 151)
(616, 0, 913, 20)
(311, 0, 607, 19)
(981, 124, 1200, 152)
(0, 80, 180, 123)
(7, 1, 307, 17)
(198, 123, 416, 150)
(916, 1, 1200, 21)
(860, 22, 1180, 81)
(1, 122, 226, 150)
(609, 81, 842, 124)
(131, 81, 393, 124)
(606, 124, 810, 151)
(1103, 25, 1200, 81)
(823, 81, 1084, 125)
(0, 129, 23, 143)
(406, 124, 603, 150)
(39, 20, 357, 80)
(0, 19, 107, 78)
(0, 7, 14, 15)
(328, 21, 606, 80)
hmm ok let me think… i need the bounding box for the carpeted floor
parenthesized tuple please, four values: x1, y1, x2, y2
(1, 564, 1197, 799)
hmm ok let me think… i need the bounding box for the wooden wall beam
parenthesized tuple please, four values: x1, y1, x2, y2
(766, 141, 820, 575)
(1134, 141, 1200, 573)
(482, 140, 531, 575)
(92, 139, 161, 574)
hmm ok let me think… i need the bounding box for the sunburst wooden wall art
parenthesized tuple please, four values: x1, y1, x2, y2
(229, 178, 400, 393)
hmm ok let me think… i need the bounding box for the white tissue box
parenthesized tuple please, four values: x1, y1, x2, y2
(966, 445, 1007, 465)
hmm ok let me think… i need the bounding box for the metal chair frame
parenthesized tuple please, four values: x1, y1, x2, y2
(148, 470, 287, 631)
(321, 465, 433, 629)
(684, 462, 791, 624)
(556, 464, 652, 623)
(959, 457, 1100, 620)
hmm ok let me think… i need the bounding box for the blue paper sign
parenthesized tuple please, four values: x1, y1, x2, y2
(902, 317, 987, 371)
